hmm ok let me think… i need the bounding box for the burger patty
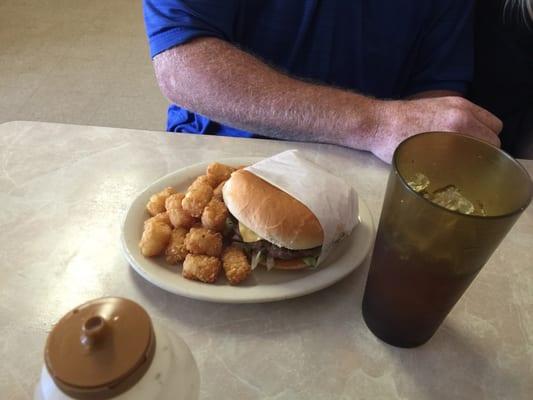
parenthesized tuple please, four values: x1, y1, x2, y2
(227, 216, 321, 260)
(240, 240, 321, 260)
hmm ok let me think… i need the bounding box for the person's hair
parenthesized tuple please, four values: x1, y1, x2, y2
(504, 0, 533, 24)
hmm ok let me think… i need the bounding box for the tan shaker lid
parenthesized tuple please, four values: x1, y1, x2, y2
(45, 297, 156, 400)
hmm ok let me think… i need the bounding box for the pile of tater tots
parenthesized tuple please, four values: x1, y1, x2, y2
(139, 163, 251, 285)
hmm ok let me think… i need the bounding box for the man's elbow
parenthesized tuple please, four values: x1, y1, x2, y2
(153, 52, 180, 104)
(153, 50, 190, 107)
(153, 37, 230, 110)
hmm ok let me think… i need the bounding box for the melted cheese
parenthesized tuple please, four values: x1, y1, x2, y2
(238, 222, 263, 242)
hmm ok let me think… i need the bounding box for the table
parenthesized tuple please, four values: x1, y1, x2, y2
(1, 121, 532, 400)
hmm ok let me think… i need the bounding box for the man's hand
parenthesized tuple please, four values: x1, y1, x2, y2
(366, 96, 502, 163)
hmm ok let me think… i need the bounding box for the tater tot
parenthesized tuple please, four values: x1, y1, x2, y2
(165, 193, 184, 210)
(222, 246, 251, 285)
(201, 198, 228, 232)
(139, 221, 172, 257)
(213, 180, 227, 200)
(168, 208, 198, 229)
(185, 227, 223, 257)
(182, 254, 222, 283)
(206, 163, 235, 186)
(144, 211, 171, 227)
(189, 175, 217, 190)
(165, 227, 188, 264)
(146, 187, 176, 216)
(182, 184, 213, 217)
(165, 193, 198, 228)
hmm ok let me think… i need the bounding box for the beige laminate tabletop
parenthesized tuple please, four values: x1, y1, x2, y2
(0, 121, 532, 400)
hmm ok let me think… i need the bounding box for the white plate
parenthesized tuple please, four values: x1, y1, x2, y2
(121, 158, 375, 303)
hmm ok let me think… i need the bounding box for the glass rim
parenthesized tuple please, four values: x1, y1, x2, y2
(392, 131, 533, 220)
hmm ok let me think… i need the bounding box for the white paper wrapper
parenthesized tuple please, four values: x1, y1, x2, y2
(245, 149, 359, 266)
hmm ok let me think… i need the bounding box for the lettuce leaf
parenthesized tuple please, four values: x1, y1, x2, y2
(250, 249, 264, 270)
(302, 256, 318, 269)
(266, 255, 275, 271)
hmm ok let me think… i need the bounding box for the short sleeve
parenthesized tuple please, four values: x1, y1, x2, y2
(404, 0, 474, 96)
(143, 0, 239, 58)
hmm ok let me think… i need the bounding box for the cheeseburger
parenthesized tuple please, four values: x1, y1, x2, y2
(222, 169, 324, 270)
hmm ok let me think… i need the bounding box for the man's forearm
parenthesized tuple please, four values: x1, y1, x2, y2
(409, 90, 462, 99)
(154, 37, 378, 150)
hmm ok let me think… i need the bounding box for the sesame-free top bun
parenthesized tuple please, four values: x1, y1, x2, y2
(222, 170, 324, 250)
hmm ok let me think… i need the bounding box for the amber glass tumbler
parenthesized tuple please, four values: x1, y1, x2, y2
(362, 132, 532, 348)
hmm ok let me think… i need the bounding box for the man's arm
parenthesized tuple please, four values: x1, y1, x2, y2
(154, 37, 502, 163)
(409, 90, 462, 99)
(154, 38, 378, 150)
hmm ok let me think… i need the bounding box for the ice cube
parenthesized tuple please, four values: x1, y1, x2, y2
(427, 185, 475, 215)
(407, 173, 430, 193)
(407, 173, 486, 216)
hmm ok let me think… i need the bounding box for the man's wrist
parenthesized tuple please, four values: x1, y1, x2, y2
(344, 97, 384, 152)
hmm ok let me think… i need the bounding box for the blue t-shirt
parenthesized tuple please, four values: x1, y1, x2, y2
(143, 0, 474, 137)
